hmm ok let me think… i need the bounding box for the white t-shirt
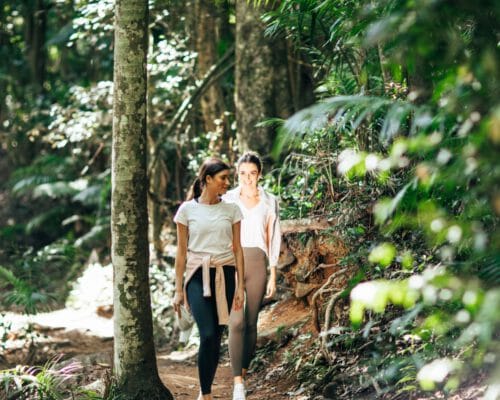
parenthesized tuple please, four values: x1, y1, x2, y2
(223, 186, 281, 267)
(173, 199, 243, 256)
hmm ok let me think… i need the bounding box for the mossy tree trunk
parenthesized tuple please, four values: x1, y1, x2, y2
(194, 0, 231, 154)
(235, 1, 295, 157)
(111, 0, 172, 398)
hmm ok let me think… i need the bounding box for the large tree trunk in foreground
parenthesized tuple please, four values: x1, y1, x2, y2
(111, 0, 172, 398)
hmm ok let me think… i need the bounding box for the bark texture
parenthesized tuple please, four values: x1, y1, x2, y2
(23, 0, 48, 91)
(235, 1, 294, 157)
(191, 0, 234, 156)
(112, 0, 172, 398)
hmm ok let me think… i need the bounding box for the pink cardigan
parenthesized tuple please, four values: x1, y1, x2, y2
(184, 250, 236, 325)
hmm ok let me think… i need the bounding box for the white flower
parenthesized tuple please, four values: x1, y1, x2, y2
(455, 310, 470, 324)
(408, 275, 425, 290)
(337, 149, 361, 175)
(365, 154, 379, 171)
(436, 149, 452, 165)
(447, 225, 462, 244)
(350, 282, 378, 304)
(430, 218, 445, 232)
(417, 358, 457, 383)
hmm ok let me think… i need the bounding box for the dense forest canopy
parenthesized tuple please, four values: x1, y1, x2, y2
(0, 0, 499, 399)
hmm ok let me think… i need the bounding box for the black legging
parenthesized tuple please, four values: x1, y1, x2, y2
(187, 265, 236, 395)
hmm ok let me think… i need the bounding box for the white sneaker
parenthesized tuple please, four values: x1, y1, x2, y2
(233, 382, 246, 400)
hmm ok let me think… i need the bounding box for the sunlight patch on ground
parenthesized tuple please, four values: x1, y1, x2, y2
(2, 261, 114, 340)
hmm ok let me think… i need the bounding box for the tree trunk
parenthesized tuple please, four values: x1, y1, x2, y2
(193, 0, 231, 154)
(235, 1, 295, 158)
(0, 3, 7, 126)
(112, 1, 172, 398)
(23, 0, 48, 91)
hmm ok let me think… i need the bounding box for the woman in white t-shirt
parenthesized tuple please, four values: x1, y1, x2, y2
(173, 158, 245, 400)
(223, 152, 281, 398)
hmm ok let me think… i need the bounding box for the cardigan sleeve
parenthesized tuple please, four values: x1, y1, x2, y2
(267, 195, 281, 268)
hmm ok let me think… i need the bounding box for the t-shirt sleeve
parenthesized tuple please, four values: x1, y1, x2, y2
(232, 204, 243, 224)
(173, 202, 188, 225)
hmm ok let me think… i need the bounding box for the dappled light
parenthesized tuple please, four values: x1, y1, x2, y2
(0, 0, 498, 399)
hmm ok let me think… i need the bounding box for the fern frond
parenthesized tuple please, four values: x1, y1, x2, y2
(32, 180, 85, 199)
(0, 355, 82, 398)
(275, 95, 433, 155)
(0, 266, 50, 314)
(72, 184, 102, 206)
(479, 256, 500, 284)
(25, 207, 70, 234)
(74, 223, 110, 250)
(12, 176, 53, 196)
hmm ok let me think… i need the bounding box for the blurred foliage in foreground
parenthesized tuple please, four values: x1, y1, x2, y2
(270, 0, 499, 396)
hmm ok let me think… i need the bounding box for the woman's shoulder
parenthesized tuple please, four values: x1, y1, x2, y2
(177, 199, 197, 211)
(220, 198, 240, 210)
(222, 187, 240, 202)
(259, 187, 279, 205)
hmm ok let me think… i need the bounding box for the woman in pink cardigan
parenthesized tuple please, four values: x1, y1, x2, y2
(172, 157, 245, 400)
(223, 151, 281, 400)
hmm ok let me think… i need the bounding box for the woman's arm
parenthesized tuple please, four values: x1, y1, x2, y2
(173, 223, 188, 318)
(265, 195, 281, 299)
(232, 221, 245, 310)
(265, 215, 278, 299)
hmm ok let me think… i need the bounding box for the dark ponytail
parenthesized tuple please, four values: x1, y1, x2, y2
(187, 177, 202, 200)
(186, 158, 230, 200)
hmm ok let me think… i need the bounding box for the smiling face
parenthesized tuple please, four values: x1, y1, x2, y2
(206, 169, 231, 196)
(238, 162, 260, 189)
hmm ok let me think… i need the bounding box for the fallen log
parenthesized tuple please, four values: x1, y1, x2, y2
(281, 218, 335, 234)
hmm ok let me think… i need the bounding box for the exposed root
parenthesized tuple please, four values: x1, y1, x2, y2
(320, 291, 344, 361)
(311, 268, 348, 332)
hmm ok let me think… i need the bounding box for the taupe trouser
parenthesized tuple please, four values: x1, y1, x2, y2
(229, 247, 268, 376)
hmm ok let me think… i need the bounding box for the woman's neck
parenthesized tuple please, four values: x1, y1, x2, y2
(240, 186, 259, 199)
(198, 190, 220, 204)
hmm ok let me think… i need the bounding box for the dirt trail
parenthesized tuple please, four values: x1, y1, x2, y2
(157, 299, 311, 399)
(1, 297, 311, 400)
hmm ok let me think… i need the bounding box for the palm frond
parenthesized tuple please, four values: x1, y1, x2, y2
(10, 154, 72, 183)
(25, 206, 72, 235)
(0, 266, 50, 314)
(275, 94, 433, 155)
(478, 256, 500, 284)
(33, 180, 87, 200)
(11, 175, 53, 196)
(72, 184, 102, 206)
(0, 355, 82, 399)
(74, 223, 110, 250)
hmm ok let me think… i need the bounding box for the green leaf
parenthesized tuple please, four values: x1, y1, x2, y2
(368, 243, 396, 268)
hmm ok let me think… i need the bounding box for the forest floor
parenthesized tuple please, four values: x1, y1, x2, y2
(1, 296, 312, 400)
(0, 252, 490, 400)
(1, 296, 489, 400)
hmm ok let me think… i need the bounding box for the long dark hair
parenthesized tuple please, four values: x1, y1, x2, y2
(187, 157, 230, 200)
(237, 151, 262, 173)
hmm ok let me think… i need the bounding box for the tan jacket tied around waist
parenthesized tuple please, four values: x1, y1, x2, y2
(184, 250, 236, 325)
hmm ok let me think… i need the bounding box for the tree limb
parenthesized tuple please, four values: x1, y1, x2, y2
(147, 45, 235, 176)
(281, 217, 335, 234)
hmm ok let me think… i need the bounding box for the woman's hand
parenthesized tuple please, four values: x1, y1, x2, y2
(233, 284, 245, 311)
(264, 278, 276, 300)
(173, 291, 184, 319)
(264, 267, 277, 300)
